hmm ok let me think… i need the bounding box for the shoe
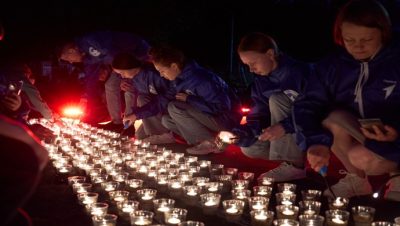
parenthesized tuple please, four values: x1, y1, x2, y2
(98, 122, 123, 132)
(323, 170, 373, 198)
(142, 132, 175, 144)
(186, 140, 222, 155)
(258, 162, 306, 182)
(384, 174, 400, 201)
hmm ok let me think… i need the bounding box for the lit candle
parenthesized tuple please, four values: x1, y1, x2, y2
(134, 217, 151, 225)
(122, 206, 134, 213)
(332, 216, 346, 224)
(252, 203, 265, 210)
(226, 206, 239, 214)
(142, 193, 152, 201)
(281, 200, 293, 206)
(282, 209, 295, 216)
(171, 182, 182, 189)
(255, 213, 268, 220)
(303, 209, 316, 215)
(187, 189, 197, 196)
(167, 217, 181, 225)
(205, 200, 217, 207)
(333, 199, 344, 208)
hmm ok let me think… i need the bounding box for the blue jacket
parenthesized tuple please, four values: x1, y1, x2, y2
(167, 61, 238, 129)
(234, 54, 311, 147)
(293, 42, 400, 164)
(129, 66, 170, 119)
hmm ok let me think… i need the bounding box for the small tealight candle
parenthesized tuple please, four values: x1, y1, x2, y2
(273, 219, 299, 226)
(183, 185, 199, 197)
(276, 205, 299, 220)
(258, 176, 275, 186)
(92, 214, 118, 226)
(90, 202, 109, 217)
(222, 199, 245, 216)
(299, 201, 321, 216)
(325, 210, 350, 226)
(352, 206, 375, 226)
(164, 208, 187, 225)
(126, 179, 144, 189)
(232, 189, 251, 200)
(117, 200, 139, 214)
(250, 210, 275, 226)
(328, 197, 349, 210)
(249, 196, 269, 211)
(253, 186, 273, 198)
(299, 215, 325, 226)
(130, 210, 154, 226)
(137, 189, 157, 201)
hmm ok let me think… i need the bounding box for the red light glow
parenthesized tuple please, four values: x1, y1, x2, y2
(241, 107, 250, 113)
(62, 106, 83, 118)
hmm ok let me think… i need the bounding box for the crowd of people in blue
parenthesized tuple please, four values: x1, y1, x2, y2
(1, 0, 400, 225)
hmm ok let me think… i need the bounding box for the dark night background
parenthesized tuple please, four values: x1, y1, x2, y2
(1, 0, 400, 85)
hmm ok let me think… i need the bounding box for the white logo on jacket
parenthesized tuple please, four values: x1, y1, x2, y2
(88, 47, 101, 57)
(283, 89, 299, 102)
(185, 89, 194, 95)
(149, 85, 158, 94)
(383, 80, 396, 99)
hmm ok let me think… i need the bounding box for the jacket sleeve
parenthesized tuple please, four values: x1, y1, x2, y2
(21, 82, 53, 120)
(292, 66, 333, 151)
(186, 78, 231, 115)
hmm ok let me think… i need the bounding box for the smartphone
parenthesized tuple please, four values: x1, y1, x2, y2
(358, 118, 385, 132)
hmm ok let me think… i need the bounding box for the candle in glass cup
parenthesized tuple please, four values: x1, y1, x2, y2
(130, 210, 154, 226)
(352, 206, 375, 226)
(183, 185, 200, 197)
(232, 189, 251, 200)
(394, 217, 400, 226)
(223, 199, 245, 215)
(193, 177, 209, 188)
(73, 182, 92, 194)
(299, 215, 325, 226)
(253, 186, 273, 198)
(251, 210, 275, 226)
(205, 182, 222, 193)
(92, 214, 118, 226)
(258, 176, 275, 186)
(126, 179, 144, 189)
(275, 192, 296, 206)
(301, 190, 322, 201)
(178, 221, 205, 226)
(137, 189, 157, 201)
(198, 160, 211, 169)
(232, 179, 250, 190)
(102, 181, 120, 192)
(277, 183, 296, 194)
(328, 197, 349, 210)
(109, 190, 129, 202)
(164, 208, 187, 225)
(249, 196, 269, 211)
(273, 219, 299, 226)
(225, 167, 238, 178)
(82, 192, 99, 205)
(68, 176, 86, 185)
(325, 210, 350, 226)
(117, 200, 139, 214)
(200, 193, 221, 215)
(276, 205, 299, 220)
(153, 198, 175, 221)
(238, 172, 255, 182)
(299, 201, 321, 216)
(90, 202, 109, 217)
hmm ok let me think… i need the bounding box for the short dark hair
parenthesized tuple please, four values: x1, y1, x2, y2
(333, 0, 392, 46)
(57, 41, 78, 59)
(112, 52, 142, 70)
(237, 32, 279, 54)
(149, 44, 186, 70)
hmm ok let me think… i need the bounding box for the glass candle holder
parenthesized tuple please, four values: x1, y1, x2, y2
(253, 186, 273, 198)
(198, 160, 211, 169)
(232, 179, 250, 190)
(275, 192, 297, 206)
(183, 185, 200, 197)
(371, 221, 393, 226)
(298, 201, 321, 216)
(153, 198, 175, 222)
(168, 179, 183, 190)
(301, 190, 322, 201)
(394, 217, 400, 226)
(276, 205, 299, 220)
(127, 179, 144, 190)
(92, 214, 118, 226)
(232, 189, 251, 200)
(238, 171, 255, 182)
(178, 221, 205, 226)
(58, 164, 73, 174)
(299, 215, 325, 226)
(192, 177, 209, 188)
(273, 219, 299, 226)
(209, 164, 224, 176)
(164, 208, 188, 225)
(130, 210, 154, 226)
(205, 182, 223, 193)
(199, 193, 221, 215)
(68, 176, 86, 185)
(371, 222, 393, 226)
(250, 210, 275, 226)
(156, 174, 169, 186)
(73, 182, 92, 194)
(325, 209, 350, 226)
(117, 200, 140, 215)
(328, 197, 349, 210)
(109, 190, 129, 202)
(277, 183, 297, 194)
(249, 196, 269, 211)
(224, 167, 238, 178)
(102, 181, 120, 192)
(90, 202, 109, 217)
(352, 206, 376, 226)
(137, 189, 157, 201)
(222, 199, 245, 215)
(81, 192, 99, 206)
(258, 176, 275, 187)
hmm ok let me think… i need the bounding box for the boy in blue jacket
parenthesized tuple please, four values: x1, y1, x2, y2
(59, 31, 149, 128)
(222, 33, 311, 182)
(293, 0, 400, 200)
(149, 44, 240, 150)
(112, 53, 173, 142)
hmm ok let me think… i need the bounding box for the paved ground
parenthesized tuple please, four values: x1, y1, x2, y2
(23, 142, 400, 226)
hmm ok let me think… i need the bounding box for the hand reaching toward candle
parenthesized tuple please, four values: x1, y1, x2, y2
(217, 131, 238, 144)
(258, 123, 285, 141)
(361, 124, 398, 142)
(123, 114, 137, 127)
(307, 144, 330, 172)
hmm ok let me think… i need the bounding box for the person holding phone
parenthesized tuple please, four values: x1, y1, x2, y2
(293, 0, 400, 200)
